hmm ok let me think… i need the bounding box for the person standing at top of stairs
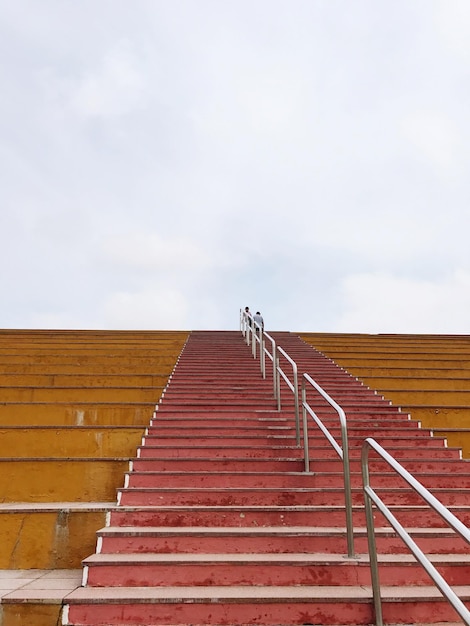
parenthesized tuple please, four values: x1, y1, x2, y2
(253, 311, 264, 332)
(244, 306, 252, 326)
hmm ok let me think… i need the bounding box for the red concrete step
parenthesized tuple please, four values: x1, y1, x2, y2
(96, 525, 470, 555)
(158, 400, 277, 409)
(134, 445, 461, 462)
(117, 486, 470, 507)
(108, 503, 470, 529)
(136, 447, 302, 460)
(141, 436, 449, 451)
(145, 425, 428, 441)
(162, 389, 274, 397)
(130, 456, 470, 478)
(63, 584, 470, 625)
(151, 414, 425, 429)
(165, 386, 375, 400)
(123, 470, 470, 491)
(147, 425, 293, 436)
(117, 486, 352, 507)
(82, 551, 470, 588)
(133, 457, 303, 471)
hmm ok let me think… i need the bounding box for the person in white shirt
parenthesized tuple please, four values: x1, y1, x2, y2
(253, 311, 264, 333)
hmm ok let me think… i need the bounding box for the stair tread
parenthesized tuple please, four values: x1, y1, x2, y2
(85, 552, 470, 564)
(65, 584, 470, 601)
(98, 525, 461, 536)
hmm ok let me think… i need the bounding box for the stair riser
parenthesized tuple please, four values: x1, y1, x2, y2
(159, 401, 277, 408)
(66, 595, 470, 623)
(109, 504, 470, 528)
(132, 457, 305, 472)
(118, 489, 350, 507)
(151, 418, 420, 429)
(139, 441, 457, 461)
(149, 426, 292, 435)
(162, 390, 379, 401)
(98, 533, 468, 555)
(124, 472, 470, 489)
(108, 507, 371, 527)
(155, 408, 409, 417)
(118, 488, 470, 507)
(137, 449, 303, 461)
(84, 560, 470, 588)
(132, 457, 468, 476)
(142, 435, 447, 448)
(162, 392, 276, 400)
(65, 598, 374, 625)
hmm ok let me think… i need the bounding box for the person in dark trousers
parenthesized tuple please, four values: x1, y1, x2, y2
(245, 306, 252, 327)
(253, 311, 264, 334)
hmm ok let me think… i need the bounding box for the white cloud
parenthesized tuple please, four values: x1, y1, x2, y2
(400, 110, 459, 174)
(67, 39, 148, 118)
(103, 288, 189, 329)
(434, 0, 470, 62)
(337, 270, 470, 333)
(101, 232, 211, 273)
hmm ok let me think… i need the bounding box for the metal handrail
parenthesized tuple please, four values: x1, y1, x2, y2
(276, 346, 300, 446)
(302, 372, 355, 557)
(362, 437, 470, 626)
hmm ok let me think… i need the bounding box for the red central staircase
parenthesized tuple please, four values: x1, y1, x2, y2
(63, 330, 470, 625)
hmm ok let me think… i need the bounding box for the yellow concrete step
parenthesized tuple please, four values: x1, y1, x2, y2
(0, 361, 177, 375)
(0, 403, 154, 425)
(344, 367, 470, 378)
(0, 503, 112, 568)
(0, 427, 144, 457)
(0, 330, 187, 346)
(0, 386, 164, 402)
(0, 459, 128, 501)
(378, 389, 470, 405)
(0, 373, 170, 387)
(360, 376, 470, 391)
(0, 355, 180, 367)
(332, 357, 470, 369)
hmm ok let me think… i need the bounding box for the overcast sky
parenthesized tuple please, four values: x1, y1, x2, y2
(2, 1, 470, 333)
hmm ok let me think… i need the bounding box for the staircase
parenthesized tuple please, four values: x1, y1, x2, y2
(63, 330, 470, 625)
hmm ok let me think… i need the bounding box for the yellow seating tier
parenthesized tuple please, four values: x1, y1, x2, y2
(0, 329, 188, 570)
(300, 332, 470, 457)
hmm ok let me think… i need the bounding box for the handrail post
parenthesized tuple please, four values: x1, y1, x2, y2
(276, 356, 281, 411)
(272, 341, 278, 400)
(301, 379, 310, 473)
(260, 333, 266, 378)
(339, 406, 355, 558)
(361, 443, 383, 626)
